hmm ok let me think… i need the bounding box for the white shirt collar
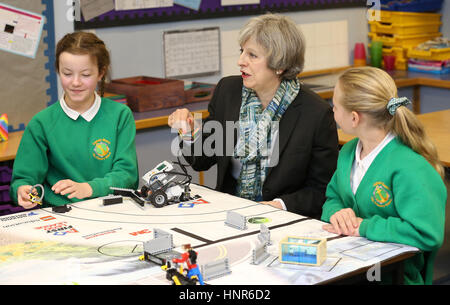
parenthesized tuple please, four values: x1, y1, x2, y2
(59, 91, 101, 122)
(351, 132, 395, 194)
(355, 132, 395, 169)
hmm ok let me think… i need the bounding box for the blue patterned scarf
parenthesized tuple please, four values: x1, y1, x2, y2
(234, 78, 300, 201)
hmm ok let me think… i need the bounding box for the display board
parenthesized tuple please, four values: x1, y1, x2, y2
(0, 0, 58, 132)
(74, 0, 366, 30)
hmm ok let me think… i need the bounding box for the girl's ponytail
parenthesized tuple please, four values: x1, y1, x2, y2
(390, 106, 444, 179)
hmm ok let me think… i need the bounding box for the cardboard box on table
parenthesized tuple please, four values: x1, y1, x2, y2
(105, 76, 185, 112)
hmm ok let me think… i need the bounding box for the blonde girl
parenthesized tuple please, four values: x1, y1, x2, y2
(321, 66, 446, 284)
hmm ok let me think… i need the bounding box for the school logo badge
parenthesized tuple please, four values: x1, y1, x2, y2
(93, 138, 111, 160)
(371, 182, 392, 208)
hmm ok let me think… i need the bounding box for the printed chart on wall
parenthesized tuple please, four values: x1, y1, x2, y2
(0, 0, 57, 132)
(0, 3, 44, 58)
(163, 27, 220, 78)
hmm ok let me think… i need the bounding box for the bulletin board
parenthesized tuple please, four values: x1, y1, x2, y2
(74, 0, 366, 30)
(0, 0, 58, 132)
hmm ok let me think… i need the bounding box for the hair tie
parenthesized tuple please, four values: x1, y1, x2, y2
(387, 97, 411, 115)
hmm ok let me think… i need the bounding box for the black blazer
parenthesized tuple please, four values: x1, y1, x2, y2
(183, 76, 338, 219)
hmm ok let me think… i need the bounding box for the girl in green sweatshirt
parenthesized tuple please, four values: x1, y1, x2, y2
(10, 32, 138, 207)
(321, 67, 446, 284)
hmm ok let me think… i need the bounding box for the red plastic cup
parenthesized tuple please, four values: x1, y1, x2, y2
(383, 55, 396, 71)
(354, 43, 366, 66)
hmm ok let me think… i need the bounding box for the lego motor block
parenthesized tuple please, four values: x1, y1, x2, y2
(279, 236, 327, 266)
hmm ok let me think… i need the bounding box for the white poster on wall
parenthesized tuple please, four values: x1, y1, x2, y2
(0, 2, 45, 58)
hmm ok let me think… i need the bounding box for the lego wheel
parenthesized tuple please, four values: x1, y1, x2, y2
(152, 190, 168, 208)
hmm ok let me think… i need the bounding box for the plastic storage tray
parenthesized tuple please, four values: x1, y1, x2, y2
(381, 45, 408, 59)
(368, 32, 442, 47)
(377, 10, 441, 24)
(369, 21, 441, 35)
(407, 47, 450, 61)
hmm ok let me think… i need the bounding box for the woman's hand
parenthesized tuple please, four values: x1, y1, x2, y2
(260, 200, 283, 209)
(322, 208, 363, 236)
(17, 185, 38, 209)
(168, 108, 194, 133)
(52, 179, 93, 200)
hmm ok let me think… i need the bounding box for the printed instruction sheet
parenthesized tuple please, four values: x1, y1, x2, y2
(0, 3, 45, 58)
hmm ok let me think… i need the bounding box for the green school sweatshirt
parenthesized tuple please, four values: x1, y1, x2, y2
(10, 98, 139, 206)
(321, 137, 446, 285)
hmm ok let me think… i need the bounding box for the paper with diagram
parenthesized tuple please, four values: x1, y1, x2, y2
(0, 3, 45, 58)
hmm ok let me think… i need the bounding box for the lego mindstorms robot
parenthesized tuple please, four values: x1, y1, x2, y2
(111, 160, 198, 208)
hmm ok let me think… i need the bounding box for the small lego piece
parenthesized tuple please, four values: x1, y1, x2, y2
(251, 243, 270, 265)
(172, 244, 204, 285)
(29, 184, 44, 205)
(102, 195, 123, 206)
(52, 205, 72, 213)
(279, 236, 327, 266)
(161, 261, 199, 285)
(224, 210, 247, 230)
(110, 187, 145, 207)
(153, 228, 171, 239)
(201, 257, 232, 281)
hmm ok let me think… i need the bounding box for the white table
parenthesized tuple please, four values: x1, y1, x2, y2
(0, 184, 418, 285)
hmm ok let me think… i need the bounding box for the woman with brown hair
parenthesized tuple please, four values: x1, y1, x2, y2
(10, 32, 138, 207)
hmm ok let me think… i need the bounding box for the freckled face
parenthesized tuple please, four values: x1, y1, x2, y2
(237, 36, 280, 96)
(58, 52, 103, 111)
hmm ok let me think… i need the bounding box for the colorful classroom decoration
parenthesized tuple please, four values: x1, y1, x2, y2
(0, 114, 8, 142)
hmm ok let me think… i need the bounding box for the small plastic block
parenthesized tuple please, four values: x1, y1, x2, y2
(251, 243, 270, 265)
(201, 258, 232, 281)
(224, 210, 247, 230)
(52, 205, 72, 213)
(102, 195, 123, 205)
